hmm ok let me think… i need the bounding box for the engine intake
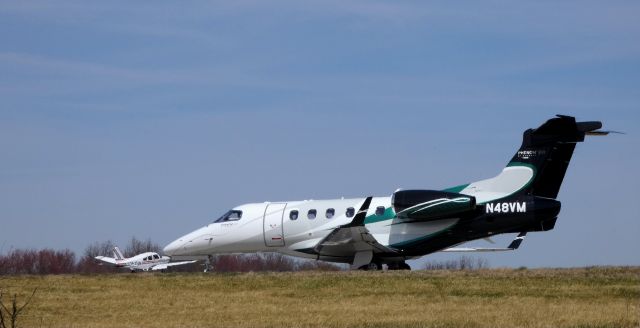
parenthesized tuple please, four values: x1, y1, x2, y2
(392, 190, 476, 220)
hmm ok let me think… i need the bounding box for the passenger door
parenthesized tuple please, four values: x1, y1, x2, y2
(263, 203, 286, 247)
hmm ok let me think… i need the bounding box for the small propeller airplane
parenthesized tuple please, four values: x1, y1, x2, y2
(164, 115, 617, 271)
(95, 246, 196, 272)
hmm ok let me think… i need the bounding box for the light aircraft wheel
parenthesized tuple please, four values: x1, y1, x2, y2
(399, 262, 411, 270)
(358, 262, 381, 271)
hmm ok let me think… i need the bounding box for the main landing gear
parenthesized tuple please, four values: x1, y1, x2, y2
(356, 261, 411, 271)
(352, 251, 411, 271)
(387, 261, 411, 271)
(357, 262, 382, 271)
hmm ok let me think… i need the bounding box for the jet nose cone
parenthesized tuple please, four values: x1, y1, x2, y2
(163, 240, 182, 256)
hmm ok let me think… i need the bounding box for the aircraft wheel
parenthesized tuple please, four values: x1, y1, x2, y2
(358, 262, 382, 271)
(399, 262, 411, 270)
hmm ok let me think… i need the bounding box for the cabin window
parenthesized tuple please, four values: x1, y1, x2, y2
(214, 210, 243, 223)
(326, 208, 335, 219)
(346, 207, 355, 218)
(153, 254, 159, 260)
(308, 209, 317, 220)
(375, 206, 385, 216)
(289, 210, 299, 220)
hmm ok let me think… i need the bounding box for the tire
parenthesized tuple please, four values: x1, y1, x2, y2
(368, 262, 382, 271)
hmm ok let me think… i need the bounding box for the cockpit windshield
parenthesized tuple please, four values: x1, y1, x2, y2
(213, 210, 243, 223)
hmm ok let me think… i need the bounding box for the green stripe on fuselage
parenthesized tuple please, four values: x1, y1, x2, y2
(363, 207, 395, 224)
(442, 183, 470, 193)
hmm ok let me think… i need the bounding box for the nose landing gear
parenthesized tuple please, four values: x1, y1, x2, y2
(204, 255, 213, 273)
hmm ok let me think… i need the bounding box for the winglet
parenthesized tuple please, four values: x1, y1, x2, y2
(507, 232, 527, 250)
(344, 196, 373, 227)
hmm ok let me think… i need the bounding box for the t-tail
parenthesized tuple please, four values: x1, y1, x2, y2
(441, 115, 612, 234)
(508, 114, 609, 199)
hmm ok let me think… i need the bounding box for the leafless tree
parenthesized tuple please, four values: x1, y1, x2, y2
(76, 240, 117, 273)
(123, 237, 162, 257)
(0, 288, 37, 328)
(423, 256, 489, 270)
(0, 249, 75, 275)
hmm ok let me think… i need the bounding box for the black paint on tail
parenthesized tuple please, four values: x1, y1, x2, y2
(509, 115, 603, 199)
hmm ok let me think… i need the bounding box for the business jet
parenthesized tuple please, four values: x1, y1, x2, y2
(164, 115, 612, 270)
(95, 246, 196, 272)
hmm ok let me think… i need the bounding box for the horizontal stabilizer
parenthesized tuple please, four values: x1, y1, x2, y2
(441, 232, 527, 252)
(585, 130, 625, 136)
(94, 256, 117, 265)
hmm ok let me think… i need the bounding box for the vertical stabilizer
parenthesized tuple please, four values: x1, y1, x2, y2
(451, 115, 606, 203)
(508, 115, 603, 199)
(113, 246, 125, 260)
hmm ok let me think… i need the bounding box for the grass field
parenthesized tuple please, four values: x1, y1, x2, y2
(1, 267, 638, 328)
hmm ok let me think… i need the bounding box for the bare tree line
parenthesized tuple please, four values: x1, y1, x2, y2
(422, 256, 489, 270)
(0, 238, 489, 274)
(0, 237, 162, 274)
(0, 237, 343, 274)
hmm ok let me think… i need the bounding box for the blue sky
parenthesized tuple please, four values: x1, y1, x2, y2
(1, 1, 638, 267)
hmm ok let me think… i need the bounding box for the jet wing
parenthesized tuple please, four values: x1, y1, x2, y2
(313, 197, 400, 268)
(441, 232, 527, 252)
(150, 260, 197, 271)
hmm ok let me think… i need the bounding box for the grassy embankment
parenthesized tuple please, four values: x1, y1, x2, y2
(1, 267, 638, 328)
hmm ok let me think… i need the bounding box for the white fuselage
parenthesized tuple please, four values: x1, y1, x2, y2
(163, 196, 459, 261)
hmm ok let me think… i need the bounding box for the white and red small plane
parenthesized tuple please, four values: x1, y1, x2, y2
(95, 246, 196, 272)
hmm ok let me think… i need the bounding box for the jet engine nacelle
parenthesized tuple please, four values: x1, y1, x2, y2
(392, 190, 476, 220)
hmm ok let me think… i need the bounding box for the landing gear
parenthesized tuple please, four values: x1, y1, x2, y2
(357, 262, 382, 271)
(387, 261, 411, 271)
(204, 255, 213, 273)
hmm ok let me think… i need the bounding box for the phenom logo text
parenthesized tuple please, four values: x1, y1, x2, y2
(485, 202, 527, 214)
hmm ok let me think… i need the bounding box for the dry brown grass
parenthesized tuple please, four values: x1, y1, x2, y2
(1, 267, 638, 328)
